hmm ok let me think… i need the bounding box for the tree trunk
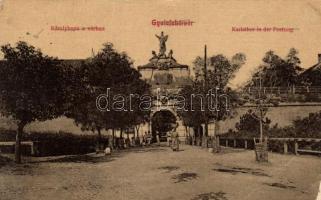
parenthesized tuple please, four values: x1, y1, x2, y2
(97, 128, 102, 150)
(259, 108, 263, 142)
(205, 120, 209, 137)
(197, 126, 201, 146)
(15, 122, 25, 164)
(112, 129, 115, 148)
(120, 128, 123, 149)
(135, 125, 140, 139)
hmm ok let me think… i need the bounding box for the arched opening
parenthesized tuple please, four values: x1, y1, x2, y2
(151, 110, 177, 142)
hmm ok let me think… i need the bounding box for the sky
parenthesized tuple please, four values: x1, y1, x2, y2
(0, 0, 320, 88)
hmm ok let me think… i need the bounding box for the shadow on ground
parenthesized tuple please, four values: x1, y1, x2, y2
(172, 172, 198, 183)
(0, 146, 169, 166)
(158, 166, 180, 173)
(33, 146, 168, 164)
(215, 147, 248, 154)
(263, 182, 296, 189)
(213, 163, 270, 177)
(121, 146, 168, 154)
(191, 191, 228, 200)
(37, 154, 117, 164)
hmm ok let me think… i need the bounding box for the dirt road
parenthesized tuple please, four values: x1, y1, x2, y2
(0, 145, 320, 200)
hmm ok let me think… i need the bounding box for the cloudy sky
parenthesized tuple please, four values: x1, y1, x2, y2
(0, 0, 320, 88)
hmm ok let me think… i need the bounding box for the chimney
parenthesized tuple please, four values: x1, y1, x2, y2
(319, 54, 321, 63)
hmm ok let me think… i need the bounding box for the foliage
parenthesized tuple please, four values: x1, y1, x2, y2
(235, 109, 271, 132)
(292, 111, 321, 138)
(0, 129, 107, 156)
(177, 83, 205, 128)
(66, 43, 151, 139)
(193, 53, 246, 84)
(0, 41, 66, 162)
(0, 41, 65, 124)
(225, 110, 321, 139)
(178, 53, 246, 131)
(247, 48, 303, 88)
(300, 69, 321, 86)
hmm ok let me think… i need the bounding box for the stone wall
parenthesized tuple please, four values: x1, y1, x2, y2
(218, 104, 321, 133)
(1, 104, 321, 138)
(139, 67, 190, 82)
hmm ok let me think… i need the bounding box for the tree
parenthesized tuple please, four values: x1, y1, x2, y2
(242, 49, 303, 140)
(235, 109, 271, 134)
(178, 53, 246, 137)
(66, 43, 150, 149)
(0, 41, 65, 163)
(292, 111, 321, 138)
(193, 53, 246, 83)
(248, 48, 303, 88)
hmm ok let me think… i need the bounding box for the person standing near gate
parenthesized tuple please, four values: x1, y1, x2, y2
(171, 123, 179, 151)
(156, 131, 160, 146)
(146, 131, 152, 145)
(167, 131, 171, 147)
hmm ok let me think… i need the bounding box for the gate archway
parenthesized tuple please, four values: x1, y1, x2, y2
(151, 109, 177, 141)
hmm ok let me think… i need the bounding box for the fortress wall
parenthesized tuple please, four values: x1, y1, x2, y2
(218, 105, 321, 134)
(171, 68, 189, 77)
(1, 105, 321, 136)
(139, 69, 154, 80)
(139, 68, 190, 82)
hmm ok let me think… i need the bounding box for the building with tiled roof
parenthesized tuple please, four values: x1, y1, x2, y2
(300, 54, 321, 86)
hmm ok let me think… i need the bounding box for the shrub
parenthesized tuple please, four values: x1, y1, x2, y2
(0, 129, 109, 156)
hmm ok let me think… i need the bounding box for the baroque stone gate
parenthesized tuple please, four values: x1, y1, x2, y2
(137, 32, 192, 140)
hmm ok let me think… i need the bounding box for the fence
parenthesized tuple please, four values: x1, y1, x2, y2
(242, 86, 321, 95)
(0, 141, 37, 156)
(186, 136, 321, 155)
(219, 137, 321, 155)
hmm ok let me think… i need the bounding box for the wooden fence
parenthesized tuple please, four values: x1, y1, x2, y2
(186, 136, 321, 155)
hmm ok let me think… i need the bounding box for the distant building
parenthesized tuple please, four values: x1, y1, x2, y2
(300, 54, 321, 86)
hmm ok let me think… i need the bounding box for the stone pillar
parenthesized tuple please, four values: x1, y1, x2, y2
(156, 135, 160, 146)
(29, 142, 34, 156)
(244, 140, 248, 149)
(233, 139, 236, 148)
(225, 139, 228, 147)
(294, 141, 299, 155)
(202, 136, 208, 148)
(216, 136, 221, 152)
(283, 142, 288, 154)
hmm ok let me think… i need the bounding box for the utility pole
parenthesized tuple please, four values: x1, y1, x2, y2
(258, 77, 263, 143)
(204, 45, 209, 138)
(204, 45, 207, 84)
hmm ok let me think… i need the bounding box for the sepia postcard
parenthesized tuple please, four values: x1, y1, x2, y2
(0, 0, 321, 200)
